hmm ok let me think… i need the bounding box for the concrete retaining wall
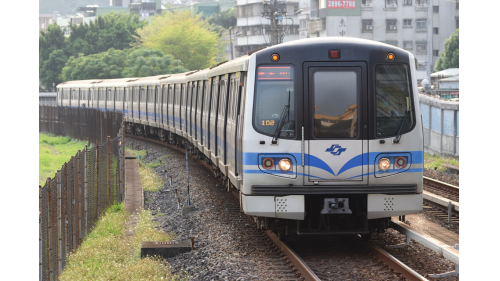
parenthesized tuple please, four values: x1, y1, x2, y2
(419, 94, 459, 158)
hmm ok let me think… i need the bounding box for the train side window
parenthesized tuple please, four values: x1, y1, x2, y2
(375, 64, 414, 138)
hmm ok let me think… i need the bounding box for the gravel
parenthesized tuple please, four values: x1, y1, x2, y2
(127, 138, 300, 280)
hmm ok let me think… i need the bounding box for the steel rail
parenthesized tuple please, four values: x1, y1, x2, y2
(265, 230, 321, 281)
(423, 176, 459, 192)
(364, 241, 429, 281)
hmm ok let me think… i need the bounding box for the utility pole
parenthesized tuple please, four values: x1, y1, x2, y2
(261, 0, 288, 46)
(427, 0, 433, 86)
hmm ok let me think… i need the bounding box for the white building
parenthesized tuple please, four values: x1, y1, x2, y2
(235, 0, 301, 57)
(235, 0, 459, 81)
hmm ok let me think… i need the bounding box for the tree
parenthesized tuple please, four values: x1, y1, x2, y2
(137, 9, 220, 70)
(208, 8, 237, 33)
(65, 12, 146, 58)
(39, 23, 66, 89)
(61, 48, 128, 81)
(434, 29, 459, 72)
(122, 48, 188, 77)
(40, 49, 68, 90)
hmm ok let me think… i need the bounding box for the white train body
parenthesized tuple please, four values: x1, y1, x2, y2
(57, 38, 423, 236)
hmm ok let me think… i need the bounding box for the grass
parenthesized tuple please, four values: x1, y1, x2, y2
(126, 147, 164, 192)
(424, 152, 459, 172)
(59, 203, 186, 281)
(39, 133, 88, 185)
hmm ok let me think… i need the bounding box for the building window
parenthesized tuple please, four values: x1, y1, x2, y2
(416, 42, 427, 54)
(300, 20, 307, 29)
(362, 0, 373, 7)
(456, 17, 459, 29)
(416, 0, 427, 7)
(418, 62, 427, 71)
(386, 20, 397, 31)
(433, 27, 439, 34)
(403, 0, 412, 5)
(403, 41, 413, 50)
(386, 0, 398, 8)
(433, 6, 439, 13)
(416, 19, 427, 30)
(362, 20, 373, 32)
(433, 50, 439, 56)
(403, 19, 412, 27)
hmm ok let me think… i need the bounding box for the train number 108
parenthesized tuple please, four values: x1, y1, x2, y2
(262, 120, 275, 126)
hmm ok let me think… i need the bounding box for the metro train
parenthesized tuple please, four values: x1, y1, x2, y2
(57, 37, 423, 239)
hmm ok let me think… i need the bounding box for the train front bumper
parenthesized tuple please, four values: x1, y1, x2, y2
(241, 193, 423, 220)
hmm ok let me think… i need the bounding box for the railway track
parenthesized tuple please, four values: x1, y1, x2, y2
(423, 176, 459, 202)
(126, 134, 435, 281)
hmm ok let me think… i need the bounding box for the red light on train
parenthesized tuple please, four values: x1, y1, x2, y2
(329, 49, 340, 59)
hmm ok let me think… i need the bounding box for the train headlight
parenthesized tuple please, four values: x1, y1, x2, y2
(279, 159, 292, 172)
(378, 158, 391, 171)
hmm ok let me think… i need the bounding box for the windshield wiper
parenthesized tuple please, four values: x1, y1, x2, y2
(271, 90, 291, 144)
(271, 104, 289, 144)
(393, 110, 410, 143)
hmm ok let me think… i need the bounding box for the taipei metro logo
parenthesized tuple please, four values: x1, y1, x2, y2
(326, 144, 346, 156)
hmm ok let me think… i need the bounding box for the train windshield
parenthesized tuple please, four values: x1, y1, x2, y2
(253, 65, 295, 137)
(375, 64, 414, 137)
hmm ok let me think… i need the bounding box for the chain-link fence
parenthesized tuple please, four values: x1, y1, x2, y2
(39, 106, 123, 145)
(39, 106, 125, 280)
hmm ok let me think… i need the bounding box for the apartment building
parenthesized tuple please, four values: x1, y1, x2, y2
(235, 0, 459, 80)
(235, 0, 301, 57)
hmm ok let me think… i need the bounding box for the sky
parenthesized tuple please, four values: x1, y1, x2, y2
(0, 1, 489, 279)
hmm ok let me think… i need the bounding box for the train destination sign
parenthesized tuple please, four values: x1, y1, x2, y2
(257, 66, 292, 80)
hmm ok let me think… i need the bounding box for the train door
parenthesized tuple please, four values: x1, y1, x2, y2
(186, 82, 192, 137)
(217, 75, 229, 165)
(196, 81, 204, 146)
(303, 62, 368, 185)
(202, 78, 212, 151)
(210, 76, 221, 159)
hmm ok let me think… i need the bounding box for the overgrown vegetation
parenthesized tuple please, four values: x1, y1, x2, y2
(126, 147, 164, 192)
(424, 152, 459, 172)
(39, 133, 87, 185)
(59, 203, 185, 281)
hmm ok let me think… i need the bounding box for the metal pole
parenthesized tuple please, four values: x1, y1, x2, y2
(84, 146, 88, 237)
(107, 136, 111, 207)
(427, 0, 433, 83)
(47, 178, 53, 281)
(185, 141, 191, 206)
(39, 185, 42, 281)
(96, 141, 100, 217)
(57, 170, 62, 276)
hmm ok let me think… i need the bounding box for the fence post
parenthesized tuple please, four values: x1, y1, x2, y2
(96, 141, 100, 217)
(71, 158, 76, 251)
(121, 121, 125, 203)
(39, 185, 42, 281)
(47, 177, 53, 281)
(57, 170, 62, 277)
(84, 146, 88, 237)
(107, 136, 111, 207)
(77, 151, 82, 246)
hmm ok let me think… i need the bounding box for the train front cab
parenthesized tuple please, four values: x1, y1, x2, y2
(240, 38, 423, 236)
